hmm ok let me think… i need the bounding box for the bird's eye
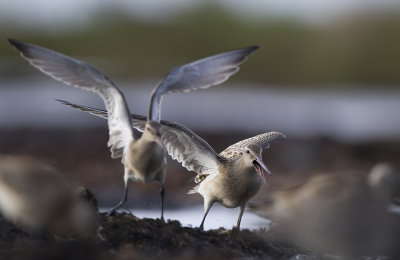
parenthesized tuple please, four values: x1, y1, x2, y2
(246, 150, 250, 154)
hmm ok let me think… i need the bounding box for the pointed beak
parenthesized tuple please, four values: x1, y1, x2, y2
(256, 157, 272, 176)
(253, 157, 271, 188)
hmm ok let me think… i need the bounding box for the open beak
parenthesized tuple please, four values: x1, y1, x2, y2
(253, 157, 271, 188)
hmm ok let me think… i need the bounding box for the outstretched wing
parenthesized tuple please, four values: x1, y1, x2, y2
(220, 132, 286, 158)
(9, 39, 141, 158)
(58, 100, 221, 175)
(148, 46, 259, 121)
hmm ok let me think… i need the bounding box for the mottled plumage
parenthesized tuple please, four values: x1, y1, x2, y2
(56, 100, 286, 229)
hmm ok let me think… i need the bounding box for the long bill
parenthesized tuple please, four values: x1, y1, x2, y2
(253, 157, 271, 188)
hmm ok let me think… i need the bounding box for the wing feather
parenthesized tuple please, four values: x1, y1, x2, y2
(9, 39, 140, 158)
(220, 132, 286, 158)
(58, 100, 221, 174)
(148, 46, 259, 121)
(159, 122, 220, 175)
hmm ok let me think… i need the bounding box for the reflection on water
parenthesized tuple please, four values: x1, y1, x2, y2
(101, 205, 271, 230)
(1, 80, 400, 142)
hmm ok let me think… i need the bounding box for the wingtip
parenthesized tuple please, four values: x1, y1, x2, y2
(55, 99, 76, 109)
(7, 38, 23, 49)
(246, 45, 261, 53)
(278, 132, 287, 140)
(55, 99, 68, 105)
(7, 38, 16, 45)
(233, 45, 260, 55)
(251, 45, 261, 51)
(8, 39, 32, 55)
(270, 131, 287, 141)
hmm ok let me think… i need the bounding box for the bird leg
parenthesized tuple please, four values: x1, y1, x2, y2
(107, 179, 130, 216)
(160, 184, 165, 221)
(236, 202, 246, 230)
(199, 200, 214, 230)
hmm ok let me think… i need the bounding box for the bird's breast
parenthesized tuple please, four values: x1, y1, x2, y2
(198, 166, 262, 208)
(125, 141, 165, 183)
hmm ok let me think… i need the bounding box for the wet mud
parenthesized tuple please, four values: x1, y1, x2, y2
(0, 212, 302, 260)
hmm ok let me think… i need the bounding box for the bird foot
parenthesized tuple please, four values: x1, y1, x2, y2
(106, 207, 132, 217)
(232, 226, 241, 234)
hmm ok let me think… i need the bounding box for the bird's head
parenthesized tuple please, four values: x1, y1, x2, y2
(144, 121, 162, 146)
(243, 144, 271, 188)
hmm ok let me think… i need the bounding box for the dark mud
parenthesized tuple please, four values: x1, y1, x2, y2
(0, 212, 302, 260)
(1, 129, 399, 259)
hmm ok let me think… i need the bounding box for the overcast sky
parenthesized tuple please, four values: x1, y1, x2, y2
(1, 0, 400, 27)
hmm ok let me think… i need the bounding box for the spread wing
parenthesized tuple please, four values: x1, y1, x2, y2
(9, 39, 141, 158)
(58, 100, 221, 175)
(148, 46, 259, 121)
(220, 132, 286, 158)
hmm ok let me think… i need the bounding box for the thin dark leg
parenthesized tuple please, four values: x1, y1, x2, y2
(160, 184, 165, 221)
(236, 203, 246, 230)
(199, 200, 214, 230)
(107, 181, 129, 216)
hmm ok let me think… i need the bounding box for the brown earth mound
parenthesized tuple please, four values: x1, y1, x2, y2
(0, 212, 302, 260)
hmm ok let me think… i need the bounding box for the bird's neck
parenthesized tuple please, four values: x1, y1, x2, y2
(140, 129, 156, 143)
(233, 157, 255, 176)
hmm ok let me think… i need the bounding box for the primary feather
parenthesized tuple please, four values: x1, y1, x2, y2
(58, 100, 221, 175)
(220, 132, 286, 159)
(9, 39, 140, 158)
(148, 46, 259, 121)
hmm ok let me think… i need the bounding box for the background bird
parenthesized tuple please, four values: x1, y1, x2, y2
(249, 163, 400, 256)
(0, 155, 98, 238)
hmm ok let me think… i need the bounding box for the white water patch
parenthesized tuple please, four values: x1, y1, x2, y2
(100, 205, 271, 231)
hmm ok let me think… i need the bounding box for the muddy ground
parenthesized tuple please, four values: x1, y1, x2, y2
(0, 212, 303, 260)
(1, 129, 399, 259)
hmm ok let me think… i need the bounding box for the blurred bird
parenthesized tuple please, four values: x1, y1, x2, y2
(249, 163, 400, 256)
(56, 100, 285, 230)
(0, 156, 98, 238)
(9, 39, 259, 219)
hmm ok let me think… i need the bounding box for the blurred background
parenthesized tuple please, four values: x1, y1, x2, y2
(1, 0, 400, 229)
